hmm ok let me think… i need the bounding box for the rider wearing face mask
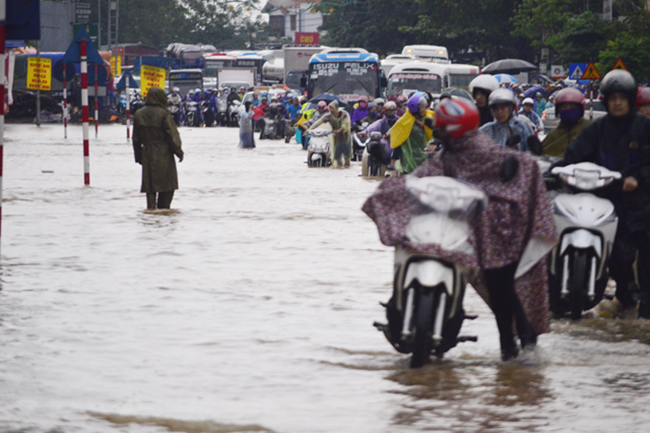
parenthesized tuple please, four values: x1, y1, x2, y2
(351, 96, 370, 124)
(541, 88, 590, 157)
(562, 70, 650, 317)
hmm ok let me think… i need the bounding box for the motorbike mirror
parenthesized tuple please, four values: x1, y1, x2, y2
(505, 134, 522, 149)
(500, 156, 519, 183)
(527, 135, 543, 156)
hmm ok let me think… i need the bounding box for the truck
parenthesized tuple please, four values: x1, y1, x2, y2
(283, 46, 325, 84)
(217, 67, 256, 89)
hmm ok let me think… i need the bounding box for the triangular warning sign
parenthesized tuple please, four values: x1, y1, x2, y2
(581, 62, 602, 81)
(612, 57, 628, 71)
(570, 65, 583, 79)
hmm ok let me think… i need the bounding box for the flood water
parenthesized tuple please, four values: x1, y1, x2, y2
(1, 123, 650, 433)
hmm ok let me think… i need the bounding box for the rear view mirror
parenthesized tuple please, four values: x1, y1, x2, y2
(300, 77, 307, 88)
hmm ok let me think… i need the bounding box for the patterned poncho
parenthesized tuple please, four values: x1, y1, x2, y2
(362, 130, 558, 335)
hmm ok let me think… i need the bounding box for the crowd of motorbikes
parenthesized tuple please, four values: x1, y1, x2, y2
(119, 84, 633, 369)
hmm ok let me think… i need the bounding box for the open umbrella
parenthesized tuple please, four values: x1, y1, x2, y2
(309, 93, 347, 106)
(482, 58, 537, 75)
(494, 74, 517, 84)
(523, 86, 547, 99)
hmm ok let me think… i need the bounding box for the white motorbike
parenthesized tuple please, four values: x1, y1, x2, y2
(547, 162, 621, 320)
(306, 128, 332, 168)
(373, 176, 484, 368)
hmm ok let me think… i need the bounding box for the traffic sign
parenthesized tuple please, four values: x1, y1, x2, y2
(568, 63, 587, 80)
(611, 57, 628, 71)
(581, 62, 601, 81)
(551, 65, 566, 79)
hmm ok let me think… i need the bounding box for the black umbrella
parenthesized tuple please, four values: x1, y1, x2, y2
(482, 58, 538, 75)
(308, 93, 347, 106)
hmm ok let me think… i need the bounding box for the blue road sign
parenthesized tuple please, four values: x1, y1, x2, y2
(568, 63, 588, 80)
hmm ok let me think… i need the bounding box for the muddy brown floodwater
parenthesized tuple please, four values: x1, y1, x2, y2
(1, 124, 649, 433)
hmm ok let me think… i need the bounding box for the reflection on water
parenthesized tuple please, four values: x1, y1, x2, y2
(88, 412, 277, 433)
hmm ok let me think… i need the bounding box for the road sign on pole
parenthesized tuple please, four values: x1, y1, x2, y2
(611, 57, 628, 71)
(581, 63, 602, 81)
(568, 63, 587, 80)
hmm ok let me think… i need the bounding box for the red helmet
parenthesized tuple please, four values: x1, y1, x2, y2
(435, 98, 480, 140)
(554, 87, 585, 114)
(637, 87, 650, 107)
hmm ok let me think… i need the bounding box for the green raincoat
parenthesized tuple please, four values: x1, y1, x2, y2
(132, 87, 184, 193)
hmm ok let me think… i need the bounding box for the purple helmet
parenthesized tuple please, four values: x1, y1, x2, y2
(407, 94, 427, 114)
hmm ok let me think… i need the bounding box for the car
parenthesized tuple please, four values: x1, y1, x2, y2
(542, 98, 606, 131)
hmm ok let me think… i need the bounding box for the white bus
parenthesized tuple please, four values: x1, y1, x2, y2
(380, 54, 418, 76)
(401, 45, 450, 63)
(386, 62, 481, 98)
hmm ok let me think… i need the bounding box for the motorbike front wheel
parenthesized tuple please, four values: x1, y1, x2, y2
(410, 289, 435, 368)
(570, 251, 588, 320)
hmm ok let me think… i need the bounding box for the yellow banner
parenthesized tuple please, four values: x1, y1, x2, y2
(111, 56, 122, 77)
(27, 57, 52, 91)
(140, 65, 166, 97)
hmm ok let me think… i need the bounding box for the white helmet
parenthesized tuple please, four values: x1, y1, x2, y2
(469, 74, 500, 96)
(488, 88, 517, 108)
(523, 97, 534, 105)
(374, 98, 385, 105)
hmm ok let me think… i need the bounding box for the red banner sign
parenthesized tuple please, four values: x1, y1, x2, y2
(295, 32, 319, 46)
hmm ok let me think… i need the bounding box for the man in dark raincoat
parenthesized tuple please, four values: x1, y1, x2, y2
(132, 86, 184, 210)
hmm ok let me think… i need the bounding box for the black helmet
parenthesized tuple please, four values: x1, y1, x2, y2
(600, 70, 637, 110)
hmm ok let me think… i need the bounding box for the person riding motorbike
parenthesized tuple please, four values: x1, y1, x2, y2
(541, 87, 590, 157)
(298, 101, 328, 150)
(395, 94, 408, 117)
(519, 97, 543, 132)
(360, 102, 382, 124)
(560, 69, 650, 317)
(259, 102, 284, 139)
(389, 93, 435, 174)
(351, 96, 370, 124)
(227, 87, 240, 104)
(362, 98, 557, 361)
(305, 100, 352, 167)
(480, 88, 536, 152)
(469, 74, 500, 126)
(637, 87, 650, 117)
(358, 100, 399, 164)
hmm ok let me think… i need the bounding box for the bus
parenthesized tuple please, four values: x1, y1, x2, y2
(386, 62, 480, 99)
(305, 50, 385, 102)
(401, 45, 449, 64)
(444, 64, 481, 90)
(385, 63, 447, 99)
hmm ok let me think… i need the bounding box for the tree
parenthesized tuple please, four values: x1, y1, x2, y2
(546, 12, 616, 64)
(318, 0, 419, 56)
(597, 11, 650, 82)
(404, 0, 529, 62)
(511, 0, 580, 52)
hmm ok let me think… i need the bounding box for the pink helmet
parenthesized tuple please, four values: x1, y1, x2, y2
(317, 100, 327, 108)
(396, 95, 407, 105)
(435, 98, 480, 140)
(637, 87, 650, 107)
(554, 87, 586, 113)
(359, 96, 368, 103)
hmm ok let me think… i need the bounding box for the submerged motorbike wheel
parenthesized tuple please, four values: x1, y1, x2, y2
(411, 289, 435, 368)
(570, 251, 588, 321)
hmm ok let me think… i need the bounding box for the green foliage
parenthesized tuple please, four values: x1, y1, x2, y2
(94, 0, 269, 49)
(596, 10, 650, 82)
(319, 0, 419, 56)
(511, 0, 579, 50)
(546, 12, 616, 64)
